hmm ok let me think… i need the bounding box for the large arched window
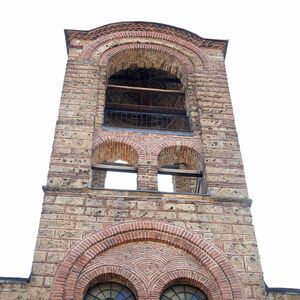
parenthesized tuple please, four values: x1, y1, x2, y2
(161, 284, 207, 300)
(84, 282, 136, 300)
(104, 67, 190, 131)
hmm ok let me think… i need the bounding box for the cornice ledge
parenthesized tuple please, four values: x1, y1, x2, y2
(64, 21, 228, 56)
(211, 196, 252, 205)
(42, 186, 252, 205)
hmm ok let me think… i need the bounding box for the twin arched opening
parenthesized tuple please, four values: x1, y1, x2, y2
(91, 141, 206, 194)
(84, 282, 207, 300)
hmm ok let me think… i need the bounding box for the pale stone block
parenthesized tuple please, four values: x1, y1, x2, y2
(46, 252, 66, 263)
(137, 201, 157, 210)
(107, 199, 136, 209)
(32, 263, 58, 276)
(33, 251, 47, 263)
(65, 206, 86, 215)
(228, 255, 245, 271)
(39, 219, 75, 229)
(232, 224, 255, 235)
(224, 242, 259, 256)
(42, 204, 65, 214)
(163, 203, 196, 212)
(55, 196, 85, 206)
(35, 238, 70, 251)
(244, 256, 263, 272)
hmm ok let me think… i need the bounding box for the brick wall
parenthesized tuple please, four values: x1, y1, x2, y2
(0, 189, 265, 299)
(268, 293, 300, 300)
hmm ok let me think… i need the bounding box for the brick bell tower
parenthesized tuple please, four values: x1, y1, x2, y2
(0, 22, 269, 299)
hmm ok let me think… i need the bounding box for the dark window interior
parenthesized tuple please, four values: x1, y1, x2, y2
(104, 68, 190, 131)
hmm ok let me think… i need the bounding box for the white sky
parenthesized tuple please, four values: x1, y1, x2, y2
(0, 0, 299, 289)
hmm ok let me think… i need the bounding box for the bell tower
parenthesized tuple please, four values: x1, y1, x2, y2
(0, 22, 273, 299)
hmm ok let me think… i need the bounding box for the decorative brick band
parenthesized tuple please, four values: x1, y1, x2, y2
(51, 221, 244, 299)
(65, 21, 227, 57)
(81, 31, 208, 68)
(93, 132, 202, 157)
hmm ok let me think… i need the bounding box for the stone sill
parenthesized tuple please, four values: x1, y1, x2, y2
(101, 126, 194, 136)
(43, 185, 252, 204)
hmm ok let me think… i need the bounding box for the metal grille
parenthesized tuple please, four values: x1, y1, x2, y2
(104, 109, 190, 131)
(84, 282, 135, 300)
(161, 285, 207, 300)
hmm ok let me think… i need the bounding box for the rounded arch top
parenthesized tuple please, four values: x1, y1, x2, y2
(101, 44, 194, 86)
(51, 220, 245, 300)
(65, 21, 228, 57)
(157, 144, 203, 171)
(92, 139, 140, 167)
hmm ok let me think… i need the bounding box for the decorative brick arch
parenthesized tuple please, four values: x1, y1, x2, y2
(92, 138, 146, 167)
(150, 270, 221, 299)
(151, 140, 202, 158)
(157, 144, 203, 170)
(99, 43, 195, 85)
(95, 41, 200, 130)
(74, 265, 147, 300)
(84, 23, 207, 132)
(51, 221, 245, 300)
(71, 21, 226, 68)
(67, 22, 227, 55)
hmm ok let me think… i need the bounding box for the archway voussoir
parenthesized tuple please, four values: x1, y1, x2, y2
(51, 221, 245, 299)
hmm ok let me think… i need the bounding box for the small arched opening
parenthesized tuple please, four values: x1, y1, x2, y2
(157, 146, 206, 194)
(91, 141, 138, 190)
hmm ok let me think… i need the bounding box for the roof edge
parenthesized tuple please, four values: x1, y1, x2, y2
(0, 276, 30, 284)
(64, 21, 228, 58)
(266, 284, 300, 295)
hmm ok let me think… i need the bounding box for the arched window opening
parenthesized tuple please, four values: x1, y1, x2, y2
(91, 142, 138, 190)
(161, 284, 207, 300)
(84, 282, 136, 300)
(157, 146, 205, 194)
(104, 68, 190, 131)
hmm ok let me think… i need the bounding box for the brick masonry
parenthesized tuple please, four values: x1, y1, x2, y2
(0, 22, 299, 300)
